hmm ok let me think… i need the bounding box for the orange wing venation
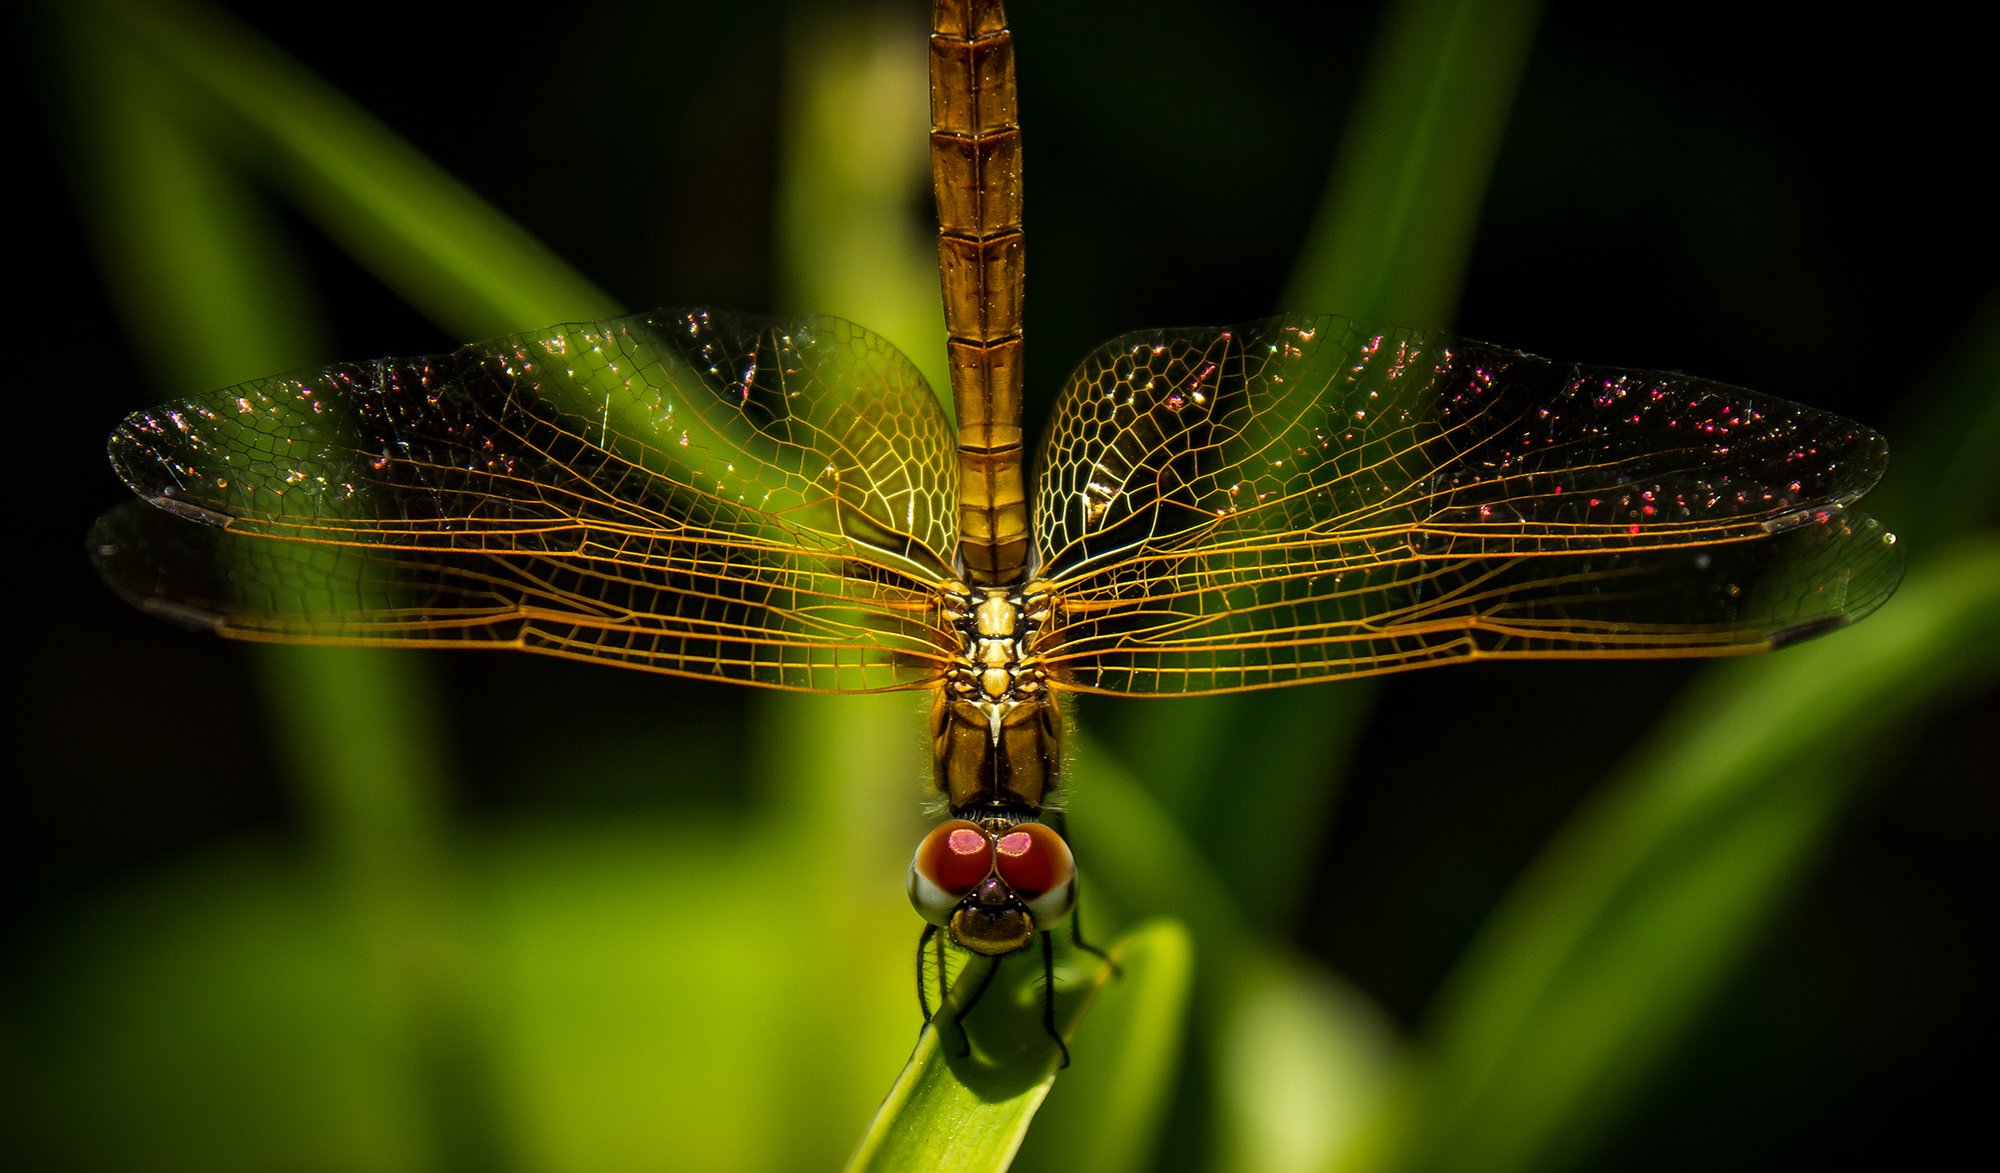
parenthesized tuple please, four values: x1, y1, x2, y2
(1031, 313, 1903, 694)
(94, 309, 963, 691)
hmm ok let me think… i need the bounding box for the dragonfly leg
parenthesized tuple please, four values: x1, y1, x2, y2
(1049, 811, 1118, 977)
(1041, 930, 1071, 1069)
(916, 923, 938, 1026)
(1068, 873, 1118, 975)
(936, 926, 951, 1013)
(950, 954, 1003, 1058)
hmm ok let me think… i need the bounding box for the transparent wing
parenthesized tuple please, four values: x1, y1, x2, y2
(1033, 314, 1903, 695)
(93, 310, 961, 691)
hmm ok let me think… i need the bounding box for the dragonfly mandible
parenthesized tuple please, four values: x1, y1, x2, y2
(89, 0, 1902, 1064)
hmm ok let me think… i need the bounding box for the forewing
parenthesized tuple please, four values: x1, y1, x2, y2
(93, 310, 960, 691)
(1033, 314, 1903, 694)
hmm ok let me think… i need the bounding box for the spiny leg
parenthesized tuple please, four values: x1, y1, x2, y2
(1068, 873, 1117, 973)
(916, 923, 938, 1025)
(936, 925, 951, 1011)
(1050, 810, 1117, 975)
(1041, 930, 1071, 1069)
(950, 954, 1003, 1058)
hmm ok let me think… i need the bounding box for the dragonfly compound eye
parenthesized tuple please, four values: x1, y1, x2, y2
(908, 820, 994, 925)
(994, 822, 1076, 929)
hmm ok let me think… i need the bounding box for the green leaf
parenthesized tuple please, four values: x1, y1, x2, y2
(1087, 686, 1375, 939)
(1009, 922, 1198, 1173)
(844, 921, 1189, 1173)
(51, 2, 325, 394)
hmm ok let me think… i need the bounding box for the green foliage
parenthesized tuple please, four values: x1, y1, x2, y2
(19, 0, 1993, 1171)
(1350, 538, 1999, 1173)
(53, 2, 511, 1166)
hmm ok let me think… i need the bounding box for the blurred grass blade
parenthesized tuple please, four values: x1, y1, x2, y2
(1217, 965, 1398, 1173)
(1101, 0, 1547, 926)
(1281, 0, 1546, 327)
(52, 7, 513, 1171)
(845, 923, 1183, 1173)
(1099, 5, 1544, 1165)
(1859, 292, 2000, 550)
(1351, 284, 1999, 1173)
(1091, 687, 1372, 937)
(778, 2, 949, 405)
(89, 0, 619, 338)
(51, 1, 325, 392)
(750, 690, 957, 1170)
(256, 647, 511, 1173)
(1062, 734, 1402, 1173)
(1359, 538, 1999, 1173)
(1065, 731, 1259, 984)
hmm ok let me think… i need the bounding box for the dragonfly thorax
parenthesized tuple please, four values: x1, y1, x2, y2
(930, 581, 1062, 818)
(941, 582, 1052, 714)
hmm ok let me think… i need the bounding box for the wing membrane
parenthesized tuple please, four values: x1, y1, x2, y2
(94, 310, 960, 690)
(1033, 314, 1903, 694)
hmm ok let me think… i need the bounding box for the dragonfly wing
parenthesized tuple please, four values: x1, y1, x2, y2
(1033, 314, 1903, 695)
(95, 310, 959, 691)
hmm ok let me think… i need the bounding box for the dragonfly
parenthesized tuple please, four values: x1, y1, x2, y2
(90, 0, 1901, 1065)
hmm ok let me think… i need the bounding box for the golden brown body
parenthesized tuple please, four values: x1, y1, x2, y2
(931, 0, 1029, 586)
(927, 1, 1057, 833)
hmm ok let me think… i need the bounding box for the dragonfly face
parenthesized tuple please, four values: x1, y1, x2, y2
(89, 0, 1903, 1035)
(909, 818, 1075, 956)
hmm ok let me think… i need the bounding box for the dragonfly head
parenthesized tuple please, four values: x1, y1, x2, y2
(907, 818, 1076, 955)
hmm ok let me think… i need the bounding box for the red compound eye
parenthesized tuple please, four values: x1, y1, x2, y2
(993, 822, 1074, 899)
(914, 820, 994, 896)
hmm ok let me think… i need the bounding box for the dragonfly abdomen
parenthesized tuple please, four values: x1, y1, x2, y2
(931, 0, 1029, 585)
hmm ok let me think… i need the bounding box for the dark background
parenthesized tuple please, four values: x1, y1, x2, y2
(10, 1, 1993, 1169)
